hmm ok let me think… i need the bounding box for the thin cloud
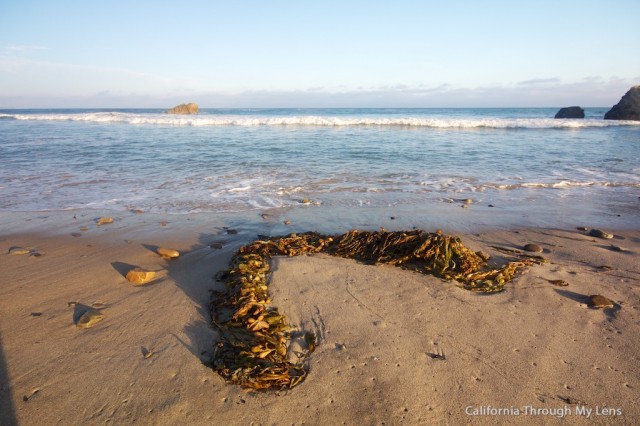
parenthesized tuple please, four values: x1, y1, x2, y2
(517, 78, 561, 85)
(2, 44, 48, 52)
(0, 55, 180, 89)
(1, 77, 638, 109)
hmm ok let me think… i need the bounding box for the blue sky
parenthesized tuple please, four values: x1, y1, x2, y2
(0, 0, 638, 108)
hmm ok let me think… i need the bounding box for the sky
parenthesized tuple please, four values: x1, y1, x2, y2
(0, 0, 638, 108)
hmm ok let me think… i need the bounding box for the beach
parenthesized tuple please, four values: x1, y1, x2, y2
(2, 0, 639, 420)
(1, 107, 639, 424)
(1, 209, 639, 425)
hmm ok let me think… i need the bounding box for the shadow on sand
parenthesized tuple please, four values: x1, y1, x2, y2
(0, 332, 18, 426)
(554, 289, 621, 320)
(156, 227, 253, 365)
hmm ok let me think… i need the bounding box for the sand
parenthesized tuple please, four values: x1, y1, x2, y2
(1, 211, 639, 425)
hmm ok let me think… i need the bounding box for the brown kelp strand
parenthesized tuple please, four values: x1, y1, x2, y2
(210, 229, 543, 390)
(210, 253, 313, 390)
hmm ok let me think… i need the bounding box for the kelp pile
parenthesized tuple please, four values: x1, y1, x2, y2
(210, 253, 311, 390)
(326, 229, 543, 292)
(210, 229, 543, 390)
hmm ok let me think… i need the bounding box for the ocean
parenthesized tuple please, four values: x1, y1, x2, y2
(1, 108, 639, 230)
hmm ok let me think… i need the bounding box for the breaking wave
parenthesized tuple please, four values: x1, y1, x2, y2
(1, 112, 638, 129)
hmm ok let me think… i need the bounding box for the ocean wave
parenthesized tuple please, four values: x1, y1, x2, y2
(1, 112, 639, 129)
(418, 179, 640, 192)
(482, 181, 640, 191)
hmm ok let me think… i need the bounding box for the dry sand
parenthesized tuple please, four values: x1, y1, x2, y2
(1, 212, 639, 425)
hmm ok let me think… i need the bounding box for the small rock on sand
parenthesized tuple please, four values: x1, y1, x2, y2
(157, 247, 179, 259)
(96, 217, 114, 225)
(589, 295, 614, 309)
(8, 247, 30, 255)
(76, 308, 104, 329)
(589, 229, 613, 239)
(125, 268, 156, 285)
(476, 251, 491, 261)
(523, 243, 543, 253)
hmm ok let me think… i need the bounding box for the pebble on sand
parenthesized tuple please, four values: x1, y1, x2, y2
(8, 247, 31, 255)
(476, 251, 491, 261)
(589, 295, 614, 309)
(589, 229, 613, 239)
(157, 247, 179, 259)
(76, 308, 104, 329)
(523, 243, 543, 253)
(96, 217, 114, 225)
(125, 268, 156, 285)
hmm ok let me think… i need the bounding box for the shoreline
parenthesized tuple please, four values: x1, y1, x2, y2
(1, 194, 639, 240)
(1, 211, 639, 424)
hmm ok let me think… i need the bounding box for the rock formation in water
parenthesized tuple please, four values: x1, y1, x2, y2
(168, 103, 199, 115)
(554, 106, 584, 119)
(604, 86, 640, 121)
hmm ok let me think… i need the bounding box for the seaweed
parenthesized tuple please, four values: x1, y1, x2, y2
(210, 229, 543, 390)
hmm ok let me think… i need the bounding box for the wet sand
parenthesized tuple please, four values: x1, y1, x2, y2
(0, 210, 639, 425)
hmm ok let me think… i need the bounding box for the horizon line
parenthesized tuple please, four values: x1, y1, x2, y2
(0, 105, 612, 110)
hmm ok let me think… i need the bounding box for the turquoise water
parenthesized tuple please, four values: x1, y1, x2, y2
(0, 108, 638, 228)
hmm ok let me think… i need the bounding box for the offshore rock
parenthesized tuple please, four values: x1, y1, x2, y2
(168, 103, 199, 115)
(604, 86, 640, 121)
(554, 106, 584, 119)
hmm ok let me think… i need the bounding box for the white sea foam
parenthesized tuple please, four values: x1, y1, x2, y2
(489, 181, 639, 190)
(228, 185, 252, 192)
(1, 112, 639, 129)
(2, 108, 638, 226)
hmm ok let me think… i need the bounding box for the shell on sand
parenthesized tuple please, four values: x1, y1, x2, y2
(125, 268, 156, 285)
(76, 309, 104, 329)
(157, 247, 179, 259)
